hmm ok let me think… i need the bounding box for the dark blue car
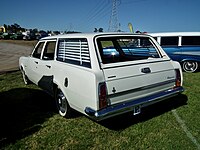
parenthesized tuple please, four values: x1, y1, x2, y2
(149, 32, 200, 72)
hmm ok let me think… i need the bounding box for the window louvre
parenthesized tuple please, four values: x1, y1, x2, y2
(57, 38, 91, 68)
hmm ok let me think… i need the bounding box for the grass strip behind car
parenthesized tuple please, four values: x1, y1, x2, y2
(0, 71, 200, 149)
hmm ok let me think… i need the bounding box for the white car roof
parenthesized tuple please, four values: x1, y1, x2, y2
(148, 32, 200, 37)
(40, 32, 151, 40)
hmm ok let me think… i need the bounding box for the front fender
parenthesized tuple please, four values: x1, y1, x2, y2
(19, 56, 29, 69)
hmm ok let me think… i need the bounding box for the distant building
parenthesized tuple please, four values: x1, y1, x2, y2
(0, 26, 6, 32)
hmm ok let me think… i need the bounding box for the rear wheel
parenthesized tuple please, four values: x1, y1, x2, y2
(55, 88, 72, 118)
(182, 61, 198, 73)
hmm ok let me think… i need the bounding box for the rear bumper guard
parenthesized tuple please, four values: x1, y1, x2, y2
(85, 86, 184, 121)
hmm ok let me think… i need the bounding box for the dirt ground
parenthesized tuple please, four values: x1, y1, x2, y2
(0, 41, 34, 74)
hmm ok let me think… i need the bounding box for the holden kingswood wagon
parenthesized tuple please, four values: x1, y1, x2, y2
(19, 33, 184, 121)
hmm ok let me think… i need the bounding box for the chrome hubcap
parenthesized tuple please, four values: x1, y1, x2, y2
(57, 91, 67, 114)
(184, 61, 197, 72)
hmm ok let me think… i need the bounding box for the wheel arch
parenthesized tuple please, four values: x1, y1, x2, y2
(53, 83, 73, 118)
(20, 64, 25, 71)
(52, 81, 71, 106)
(180, 58, 200, 64)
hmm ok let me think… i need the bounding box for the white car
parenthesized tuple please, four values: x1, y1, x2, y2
(19, 32, 184, 121)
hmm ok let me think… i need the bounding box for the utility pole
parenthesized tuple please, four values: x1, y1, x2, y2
(108, 0, 120, 32)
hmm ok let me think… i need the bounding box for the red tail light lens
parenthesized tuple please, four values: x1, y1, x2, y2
(98, 82, 108, 109)
(175, 69, 181, 87)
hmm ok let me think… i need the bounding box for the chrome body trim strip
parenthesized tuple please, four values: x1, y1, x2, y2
(109, 79, 175, 98)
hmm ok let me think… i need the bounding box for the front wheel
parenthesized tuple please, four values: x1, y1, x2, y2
(55, 88, 72, 118)
(182, 61, 199, 73)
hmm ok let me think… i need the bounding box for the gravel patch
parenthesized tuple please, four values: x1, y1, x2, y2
(0, 42, 32, 74)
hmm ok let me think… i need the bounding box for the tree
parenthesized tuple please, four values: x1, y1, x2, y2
(94, 28, 103, 32)
(94, 28, 98, 32)
(5, 23, 25, 33)
(32, 28, 38, 34)
(3, 24, 7, 32)
(99, 28, 103, 32)
(7, 25, 11, 33)
(11, 24, 17, 32)
(13, 23, 20, 29)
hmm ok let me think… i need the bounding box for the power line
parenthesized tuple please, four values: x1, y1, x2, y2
(85, 0, 105, 18)
(87, 1, 110, 24)
(78, 0, 111, 31)
(121, 0, 150, 5)
(87, 9, 111, 27)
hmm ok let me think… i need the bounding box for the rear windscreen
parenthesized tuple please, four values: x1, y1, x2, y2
(96, 36, 160, 64)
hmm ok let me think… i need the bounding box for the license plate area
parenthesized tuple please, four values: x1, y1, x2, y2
(133, 105, 141, 115)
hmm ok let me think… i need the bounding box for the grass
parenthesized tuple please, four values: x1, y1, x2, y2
(0, 71, 200, 149)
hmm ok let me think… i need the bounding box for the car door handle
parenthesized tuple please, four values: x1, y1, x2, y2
(34, 61, 38, 64)
(141, 67, 151, 73)
(46, 65, 51, 68)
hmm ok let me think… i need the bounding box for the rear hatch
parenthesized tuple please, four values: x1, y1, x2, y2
(96, 34, 176, 105)
(102, 60, 176, 105)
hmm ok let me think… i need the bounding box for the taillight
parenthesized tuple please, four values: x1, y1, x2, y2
(98, 82, 108, 109)
(175, 69, 181, 87)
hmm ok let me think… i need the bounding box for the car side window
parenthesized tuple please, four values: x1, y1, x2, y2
(182, 36, 200, 46)
(57, 38, 91, 68)
(160, 36, 179, 46)
(42, 41, 56, 60)
(32, 42, 45, 59)
(153, 37, 157, 41)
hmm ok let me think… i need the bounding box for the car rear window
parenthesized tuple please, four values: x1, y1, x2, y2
(96, 36, 160, 64)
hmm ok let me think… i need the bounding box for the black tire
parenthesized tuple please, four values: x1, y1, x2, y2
(182, 61, 198, 73)
(55, 88, 72, 118)
(21, 68, 31, 85)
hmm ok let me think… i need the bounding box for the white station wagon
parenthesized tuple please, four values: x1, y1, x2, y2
(19, 33, 184, 121)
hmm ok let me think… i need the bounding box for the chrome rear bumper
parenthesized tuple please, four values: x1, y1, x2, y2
(85, 86, 184, 121)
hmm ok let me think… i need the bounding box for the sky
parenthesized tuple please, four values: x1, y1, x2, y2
(1, 0, 200, 33)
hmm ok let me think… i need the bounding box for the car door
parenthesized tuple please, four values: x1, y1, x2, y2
(27, 41, 45, 84)
(37, 40, 56, 95)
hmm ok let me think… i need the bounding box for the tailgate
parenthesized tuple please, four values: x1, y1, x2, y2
(102, 60, 176, 105)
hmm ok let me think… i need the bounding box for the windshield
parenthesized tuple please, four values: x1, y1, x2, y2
(97, 36, 161, 64)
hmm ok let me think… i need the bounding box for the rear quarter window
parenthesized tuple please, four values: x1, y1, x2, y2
(56, 38, 91, 68)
